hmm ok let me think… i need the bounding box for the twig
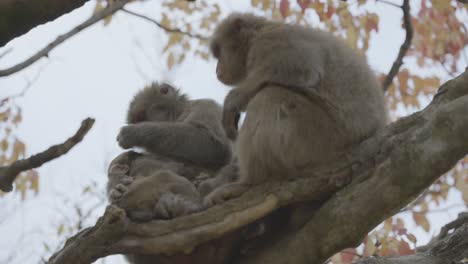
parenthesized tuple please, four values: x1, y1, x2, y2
(0, 0, 132, 78)
(0, 48, 13, 60)
(0, 118, 95, 192)
(1, 61, 51, 101)
(121, 8, 209, 40)
(382, 0, 413, 91)
(376, 0, 401, 8)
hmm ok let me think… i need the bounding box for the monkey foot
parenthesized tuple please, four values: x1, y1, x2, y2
(109, 176, 134, 203)
(203, 182, 248, 208)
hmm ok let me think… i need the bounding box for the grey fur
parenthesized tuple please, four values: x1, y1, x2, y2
(204, 13, 388, 205)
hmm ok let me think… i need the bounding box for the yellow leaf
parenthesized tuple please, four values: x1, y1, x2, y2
(364, 236, 376, 256)
(93, 0, 104, 14)
(412, 212, 430, 232)
(28, 170, 39, 195)
(0, 139, 7, 151)
(455, 171, 468, 203)
(57, 224, 64, 235)
(431, 0, 451, 10)
(13, 111, 22, 125)
(345, 28, 358, 50)
(103, 14, 113, 26)
(11, 139, 25, 162)
(0, 109, 10, 122)
(167, 53, 175, 69)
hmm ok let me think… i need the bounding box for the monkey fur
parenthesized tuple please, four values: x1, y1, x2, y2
(117, 82, 232, 169)
(107, 82, 236, 263)
(205, 13, 388, 205)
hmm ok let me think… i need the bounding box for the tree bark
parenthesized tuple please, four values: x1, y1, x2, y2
(48, 69, 468, 264)
(0, 0, 90, 47)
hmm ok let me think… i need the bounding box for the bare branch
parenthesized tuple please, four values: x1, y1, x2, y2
(0, 48, 12, 60)
(121, 8, 209, 40)
(0, 0, 132, 78)
(382, 0, 413, 91)
(48, 70, 468, 264)
(376, 0, 401, 9)
(0, 118, 95, 192)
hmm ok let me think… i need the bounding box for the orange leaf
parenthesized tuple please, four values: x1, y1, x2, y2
(397, 240, 414, 256)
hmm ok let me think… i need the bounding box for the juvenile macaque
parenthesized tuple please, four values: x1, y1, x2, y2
(205, 13, 388, 205)
(107, 83, 234, 263)
(108, 82, 232, 219)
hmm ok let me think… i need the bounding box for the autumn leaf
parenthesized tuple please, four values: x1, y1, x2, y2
(412, 212, 430, 232)
(280, 0, 290, 18)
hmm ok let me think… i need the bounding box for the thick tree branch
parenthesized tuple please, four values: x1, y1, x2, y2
(354, 212, 468, 264)
(48, 70, 468, 264)
(0, 0, 132, 77)
(121, 8, 209, 40)
(0, 118, 95, 192)
(0, 0, 90, 47)
(382, 0, 413, 91)
(241, 70, 468, 264)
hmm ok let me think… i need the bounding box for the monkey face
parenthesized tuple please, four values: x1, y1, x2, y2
(127, 82, 186, 124)
(210, 17, 252, 85)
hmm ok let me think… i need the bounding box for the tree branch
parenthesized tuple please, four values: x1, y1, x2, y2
(0, 0, 132, 78)
(48, 70, 468, 264)
(0, 118, 95, 192)
(121, 8, 209, 40)
(354, 212, 468, 264)
(0, 0, 90, 47)
(382, 0, 413, 91)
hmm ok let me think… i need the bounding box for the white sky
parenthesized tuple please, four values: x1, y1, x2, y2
(0, 1, 465, 263)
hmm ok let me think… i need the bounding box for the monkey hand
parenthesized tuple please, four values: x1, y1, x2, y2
(117, 125, 139, 149)
(108, 176, 134, 203)
(223, 89, 249, 140)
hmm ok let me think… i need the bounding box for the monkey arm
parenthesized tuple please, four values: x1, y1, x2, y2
(118, 122, 231, 169)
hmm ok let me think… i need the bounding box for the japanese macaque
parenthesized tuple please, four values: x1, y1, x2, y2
(107, 151, 204, 220)
(204, 13, 388, 205)
(108, 82, 233, 219)
(117, 82, 231, 169)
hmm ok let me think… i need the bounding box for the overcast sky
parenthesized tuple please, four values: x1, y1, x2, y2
(0, 1, 465, 263)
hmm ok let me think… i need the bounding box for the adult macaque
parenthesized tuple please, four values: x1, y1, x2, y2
(205, 13, 387, 205)
(117, 82, 231, 169)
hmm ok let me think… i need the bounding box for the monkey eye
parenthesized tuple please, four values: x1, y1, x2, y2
(211, 43, 221, 58)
